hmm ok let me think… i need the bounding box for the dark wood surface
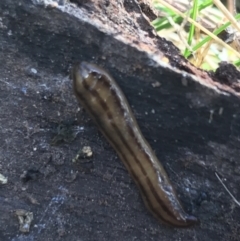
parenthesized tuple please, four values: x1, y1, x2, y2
(0, 0, 239, 240)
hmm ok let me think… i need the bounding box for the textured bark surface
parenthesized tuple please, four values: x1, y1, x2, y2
(0, 0, 240, 240)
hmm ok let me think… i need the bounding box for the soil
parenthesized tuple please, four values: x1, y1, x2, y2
(0, 0, 240, 241)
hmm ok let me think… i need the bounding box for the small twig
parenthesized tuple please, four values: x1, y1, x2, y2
(227, 0, 237, 15)
(195, 38, 213, 67)
(213, 0, 240, 32)
(215, 172, 240, 206)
